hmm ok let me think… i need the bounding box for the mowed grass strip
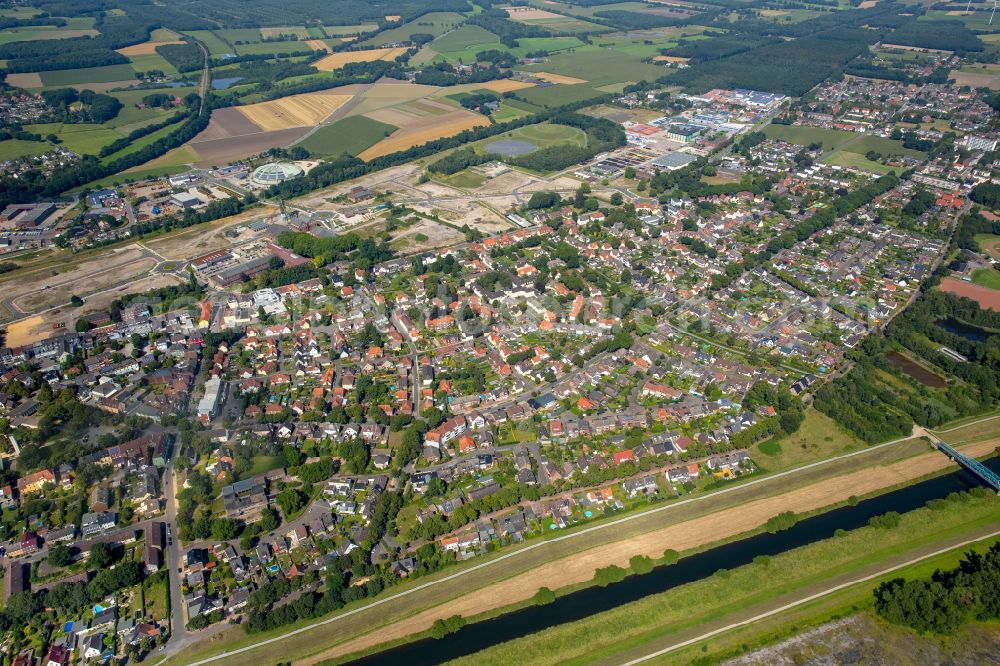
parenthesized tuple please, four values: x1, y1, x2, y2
(444, 492, 1000, 666)
(298, 115, 398, 156)
(314, 47, 408, 72)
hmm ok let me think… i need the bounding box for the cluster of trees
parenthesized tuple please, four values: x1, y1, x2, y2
(41, 88, 122, 124)
(468, 9, 552, 47)
(885, 19, 983, 54)
(414, 62, 509, 86)
(230, 58, 319, 87)
(458, 92, 501, 112)
(970, 182, 1000, 210)
(875, 540, 1000, 634)
(156, 42, 204, 72)
(275, 230, 393, 267)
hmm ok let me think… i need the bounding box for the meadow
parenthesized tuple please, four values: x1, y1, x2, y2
(360, 12, 466, 46)
(512, 83, 607, 108)
(39, 64, 137, 88)
(516, 47, 666, 87)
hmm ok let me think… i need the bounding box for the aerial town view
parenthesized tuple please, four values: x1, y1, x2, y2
(0, 0, 999, 664)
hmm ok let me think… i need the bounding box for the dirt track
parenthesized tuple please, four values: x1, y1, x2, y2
(298, 438, 1000, 665)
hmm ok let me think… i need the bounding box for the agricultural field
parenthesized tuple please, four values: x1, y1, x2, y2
(949, 63, 1000, 90)
(515, 47, 666, 87)
(360, 12, 466, 47)
(0, 16, 98, 45)
(184, 30, 234, 56)
(511, 83, 607, 108)
(22, 123, 123, 156)
(314, 47, 408, 72)
(359, 107, 489, 160)
(115, 28, 184, 56)
(324, 24, 379, 36)
(505, 7, 608, 33)
(416, 24, 503, 63)
(37, 64, 138, 89)
(0, 138, 51, 161)
(298, 115, 399, 157)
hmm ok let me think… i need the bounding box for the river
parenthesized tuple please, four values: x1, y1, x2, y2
(346, 457, 1000, 666)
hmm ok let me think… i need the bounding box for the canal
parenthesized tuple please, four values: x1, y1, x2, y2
(347, 457, 1000, 666)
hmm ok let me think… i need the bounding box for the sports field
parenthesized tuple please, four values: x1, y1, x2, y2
(298, 115, 399, 156)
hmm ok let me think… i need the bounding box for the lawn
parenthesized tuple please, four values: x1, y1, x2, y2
(751, 409, 867, 473)
(23, 123, 122, 155)
(248, 455, 285, 476)
(39, 64, 137, 87)
(444, 491, 1000, 666)
(143, 573, 169, 622)
(108, 87, 196, 130)
(512, 83, 607, 108)
(972, 267, 1000, 291)
(934, 413, 1000, 445)
(0, 138, 52, 160)
(298, 115, 399, 157)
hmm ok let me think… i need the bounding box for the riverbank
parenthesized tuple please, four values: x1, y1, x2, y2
(440, 488, 1000, 666)
(296, 438, 1000, 665)
(173, 436, 998, 666)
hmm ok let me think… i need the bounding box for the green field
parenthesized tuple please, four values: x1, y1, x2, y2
(752, 410, 866, 473)
(360, 12, 466, 47)
(234, 40, 325, 56)
(517, 47, 665, 87)
(421, 24, 502, 63)
(823, 150, 898, 174)
(512, 83, 607, 108)
(214, 28, 269, 43)
(0, 138, 52, 160)
(186, 30, 234, 56)
(437, 169, 488, 189)
(107, 87, 195, 131)
(974, 233, 1000, 259)
(972, 267, 1000, 290)
(298, 115, 399, 156)
(128, 52, 179, 76)
(762, 124, 859, 150)
(511, 14, 608, 33)
(98, 119, 185, 164)
(492, 100, 536, 122)
(324, 23, 379, 36)
(23, 123, 122, 155)
(508, 36, 586, 57)
(40, 64, 137, 87)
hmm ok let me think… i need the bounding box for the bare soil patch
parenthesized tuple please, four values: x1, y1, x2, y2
(189, 127, 310, 166)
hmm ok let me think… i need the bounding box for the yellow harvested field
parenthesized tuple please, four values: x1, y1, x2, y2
(260, 26, 310, 39)
(305, 39, 332, 53)
(506, 7, 562, 19)
(298, 437, 1000, 665)
(314, 47, 408, 72)
(5, 73, 42, 88)
(359, 111, 489, 160)
(533, 71, 588, 85)
(475, 79, 537, 92)
(385, 15, 401, 21)
(117, 39, 184, 56)
(654, 55, 690, 63)
(237, 92, 353, 131)
(881, 43, 953, 54)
